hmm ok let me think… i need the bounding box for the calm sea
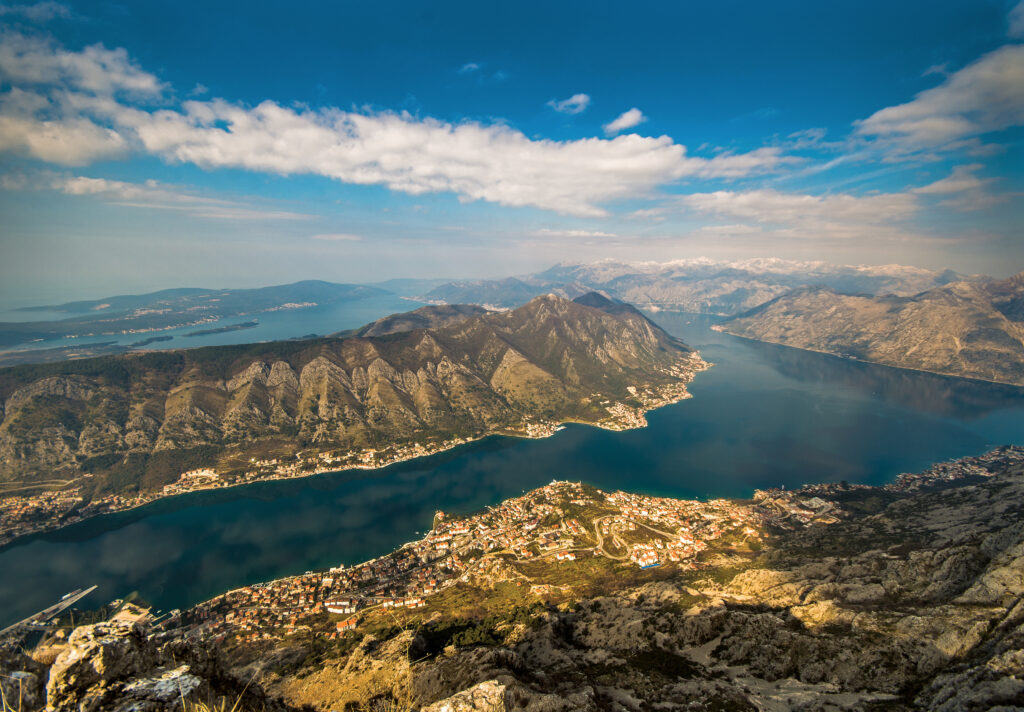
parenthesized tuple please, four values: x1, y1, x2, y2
(1, 312, 1022, 626)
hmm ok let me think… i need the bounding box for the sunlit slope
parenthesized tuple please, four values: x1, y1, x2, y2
(0, 294, 702, 496)
(719, 274, 1024, 386)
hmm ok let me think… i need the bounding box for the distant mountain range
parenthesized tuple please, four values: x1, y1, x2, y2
(717, 273, 1024, 386)
(0, 280, 388, 348)
(0, 294, 704, 498)
(416, 258, 966, 314)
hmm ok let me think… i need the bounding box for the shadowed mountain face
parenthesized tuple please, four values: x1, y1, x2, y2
(0, 295, 702, 496)
(417, 259, 964, 315)
(718, 274, 1024, 386)
(340, 304, 492, 338)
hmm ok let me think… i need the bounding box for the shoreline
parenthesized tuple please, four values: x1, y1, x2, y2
(0, 355, 709, 550)
(714, 327, 1024, 389)
(163, 444, 1024, 644)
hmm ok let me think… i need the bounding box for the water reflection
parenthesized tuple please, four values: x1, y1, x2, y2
(741, 338, 1024, 419)
(1, 312, 1022, 627)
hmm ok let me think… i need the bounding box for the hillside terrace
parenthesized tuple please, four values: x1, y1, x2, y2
(157, 448, 1024, 645)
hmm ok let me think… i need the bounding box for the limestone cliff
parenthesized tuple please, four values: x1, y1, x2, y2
(718, 274, 1024, 386)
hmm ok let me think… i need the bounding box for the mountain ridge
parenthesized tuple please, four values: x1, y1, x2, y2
(717, 274, 1024, 386)
(0, 294, 706, 544)
(416, 258, 970, 315)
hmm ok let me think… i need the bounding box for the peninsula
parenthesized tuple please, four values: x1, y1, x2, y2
(0, 294, 707, 546)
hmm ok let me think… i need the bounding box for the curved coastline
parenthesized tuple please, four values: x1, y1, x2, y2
(0, 356, 709, 551)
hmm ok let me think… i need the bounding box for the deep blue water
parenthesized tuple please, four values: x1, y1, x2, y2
(1, 312, 1022, 626)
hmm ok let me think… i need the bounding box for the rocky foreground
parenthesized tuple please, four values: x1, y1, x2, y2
(3, 447, 1023, 711)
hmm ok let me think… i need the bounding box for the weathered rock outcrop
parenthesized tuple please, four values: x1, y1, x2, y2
(718, 273, 1024, 386)
(0, 620, 287, 712)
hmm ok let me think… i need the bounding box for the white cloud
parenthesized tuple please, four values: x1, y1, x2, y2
(458, 62, 480, 74)
(1010, 1, 1024, 38)
(0, 31, 793, 216)
(0, 31, 163, 95)
(532, 228, 617, 238)
(547, 93, 590, 115)
(678, 189, 920, 240)
(311, 233, 362, 241)
(91, 98, 791, 217)
(855, 44, 1024, 150)
(0, 2, 69, 21)
(603, 108, 646, 135)
(53, 175, 310, 220)
(912, 164, 1006, 211)
(0, 89, 126, 163)
(912, 164, 988, 195)
(0, 115, 125, 164)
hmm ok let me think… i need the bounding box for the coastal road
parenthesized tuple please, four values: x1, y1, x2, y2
(594, 517, 628, 560)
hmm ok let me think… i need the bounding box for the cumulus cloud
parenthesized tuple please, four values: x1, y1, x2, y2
(53, 175, 310, 220)
(0, 1, 69, 22)
(458, 62, 480, 74)
(603, 107, 646, 135)
(0, 31, 163, 95)
(855, 45, 1024, 150)
(913, 164, 989, 195)
(547, 93, 590, 115)
(0, 31, 792, 216)
(0, 112, 126, 164)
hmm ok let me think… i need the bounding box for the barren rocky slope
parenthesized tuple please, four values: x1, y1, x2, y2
(718, 274, 1024, 386)
(0, 294, 702, 497)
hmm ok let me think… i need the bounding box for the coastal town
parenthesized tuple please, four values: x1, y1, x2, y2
(167, 480, 778, 643)
(161, 446, 1024, 645)
(3, 447, 1021, 651)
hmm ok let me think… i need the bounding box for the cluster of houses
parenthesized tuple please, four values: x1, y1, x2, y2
(603, 491, 761, 567)
(0, 482, 153, 548)
(161, 468, 219, 495)
(0, 488, 86, 546)
(885, 446, 1024, 492)
(170, 480, 775, 643)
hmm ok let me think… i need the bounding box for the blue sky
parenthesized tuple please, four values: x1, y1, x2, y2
(1, 0, 1023, 304)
